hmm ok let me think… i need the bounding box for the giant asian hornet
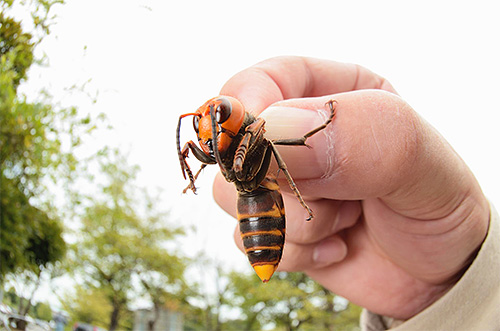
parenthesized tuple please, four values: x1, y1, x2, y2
(176, 96, 337, 282)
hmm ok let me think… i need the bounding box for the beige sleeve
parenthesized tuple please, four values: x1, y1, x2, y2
(361, 203, 500, 331)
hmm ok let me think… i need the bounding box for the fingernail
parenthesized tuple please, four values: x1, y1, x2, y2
(312, 237, 348, 266)
(332, 201, 362, 233)
(261, 106, 326, 141)
(260, 106, 332, 179)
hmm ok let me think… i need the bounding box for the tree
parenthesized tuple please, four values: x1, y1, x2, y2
(60, 284, 113, 329)
(1, 0, 97, 276)
(180, 254, 236, 331)
(31, 301, 53, 322)
(179, 254, 361, 330)
(71, 149, 187, 331)
(134, 191, 186, 331)
(1, 0, 42, 278)
(1, 1, 100, 317)
(226, 271, 362, 330)
(3, 287, 54, 321)
(0, 8, 34, 89)
(137, 253, 186, 331)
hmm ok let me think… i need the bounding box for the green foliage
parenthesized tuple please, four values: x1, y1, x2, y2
(1, 3, 104, 327)
(70, 149, 187, 331)
(181, 257, 361, 331)
(181, 259, 231, 331)
(0, 11, 34, 88)
(2, 4, 360, 330)
(1, 173, 66, 275)
(225, 271, 362, 330)
(0, 0, 95, 279)
(1, 0, 66, 37)
(2, 288, 53, 321)
(3, 287, 20, 307)
(31, 300, 53, 321)
(61, 285, 113, 329)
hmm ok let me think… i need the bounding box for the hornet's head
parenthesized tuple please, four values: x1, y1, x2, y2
(193, 96, 245, 157)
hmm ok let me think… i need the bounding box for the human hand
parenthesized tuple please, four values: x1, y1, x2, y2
(212, 56, 489, 319)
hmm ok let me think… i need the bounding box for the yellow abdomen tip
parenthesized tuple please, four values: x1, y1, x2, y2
(253, 264, 277, 283)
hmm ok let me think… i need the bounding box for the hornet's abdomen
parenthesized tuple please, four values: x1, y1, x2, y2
(237, 176, 285, 282)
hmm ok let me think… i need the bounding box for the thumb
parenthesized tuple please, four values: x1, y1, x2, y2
(261, 89, 481, 220)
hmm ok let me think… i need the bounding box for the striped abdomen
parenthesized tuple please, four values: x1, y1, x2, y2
(237, 176, 285, 282)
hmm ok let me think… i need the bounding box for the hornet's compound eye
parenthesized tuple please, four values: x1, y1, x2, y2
(215, 98, 232, 124)
(193, 115, 200, 133)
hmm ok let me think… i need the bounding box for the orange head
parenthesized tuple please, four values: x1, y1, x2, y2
(193, 96, 245, 157)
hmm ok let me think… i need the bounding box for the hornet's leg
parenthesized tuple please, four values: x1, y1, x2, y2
(272, 100, 337, 147)
(269, 142, 314, 221)
(182, 163, 207, 194)
(233, 118, 266, 180)
(177, 113, 215, 194)
(269, 100, 338, 221)
(180, 141, 216, 194)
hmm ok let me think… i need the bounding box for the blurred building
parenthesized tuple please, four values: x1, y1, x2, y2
(133, 308, 183, 331)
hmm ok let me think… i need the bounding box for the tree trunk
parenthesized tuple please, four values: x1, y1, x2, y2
(148, 303, 160, 331)
(205, 306, 212, 331)
(109, 303, 120, 331)
(19, 270, 42, 316)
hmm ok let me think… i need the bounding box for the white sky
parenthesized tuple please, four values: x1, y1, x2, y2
(13, 0, 500, 306)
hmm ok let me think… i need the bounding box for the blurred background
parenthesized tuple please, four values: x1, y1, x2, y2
(1, 0, 499, 330)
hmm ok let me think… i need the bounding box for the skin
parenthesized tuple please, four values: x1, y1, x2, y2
(211, 56, 490, 320)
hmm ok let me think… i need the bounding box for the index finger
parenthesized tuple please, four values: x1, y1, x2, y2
(220, 56, 397, 115)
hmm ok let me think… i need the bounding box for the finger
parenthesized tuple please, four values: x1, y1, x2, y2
(261, 90, 416, 198)
(220, 56, 397, 115)
(213, 174, 237, 218)
(215, 171, 362, 272)
(259, 89, 481, 220)
(213, 174, 362, 244)
(281, 235, 348, 271)
(282, 197, 361, 244)
(275, 199, 361, 271)
(232, 224, 348, 272)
